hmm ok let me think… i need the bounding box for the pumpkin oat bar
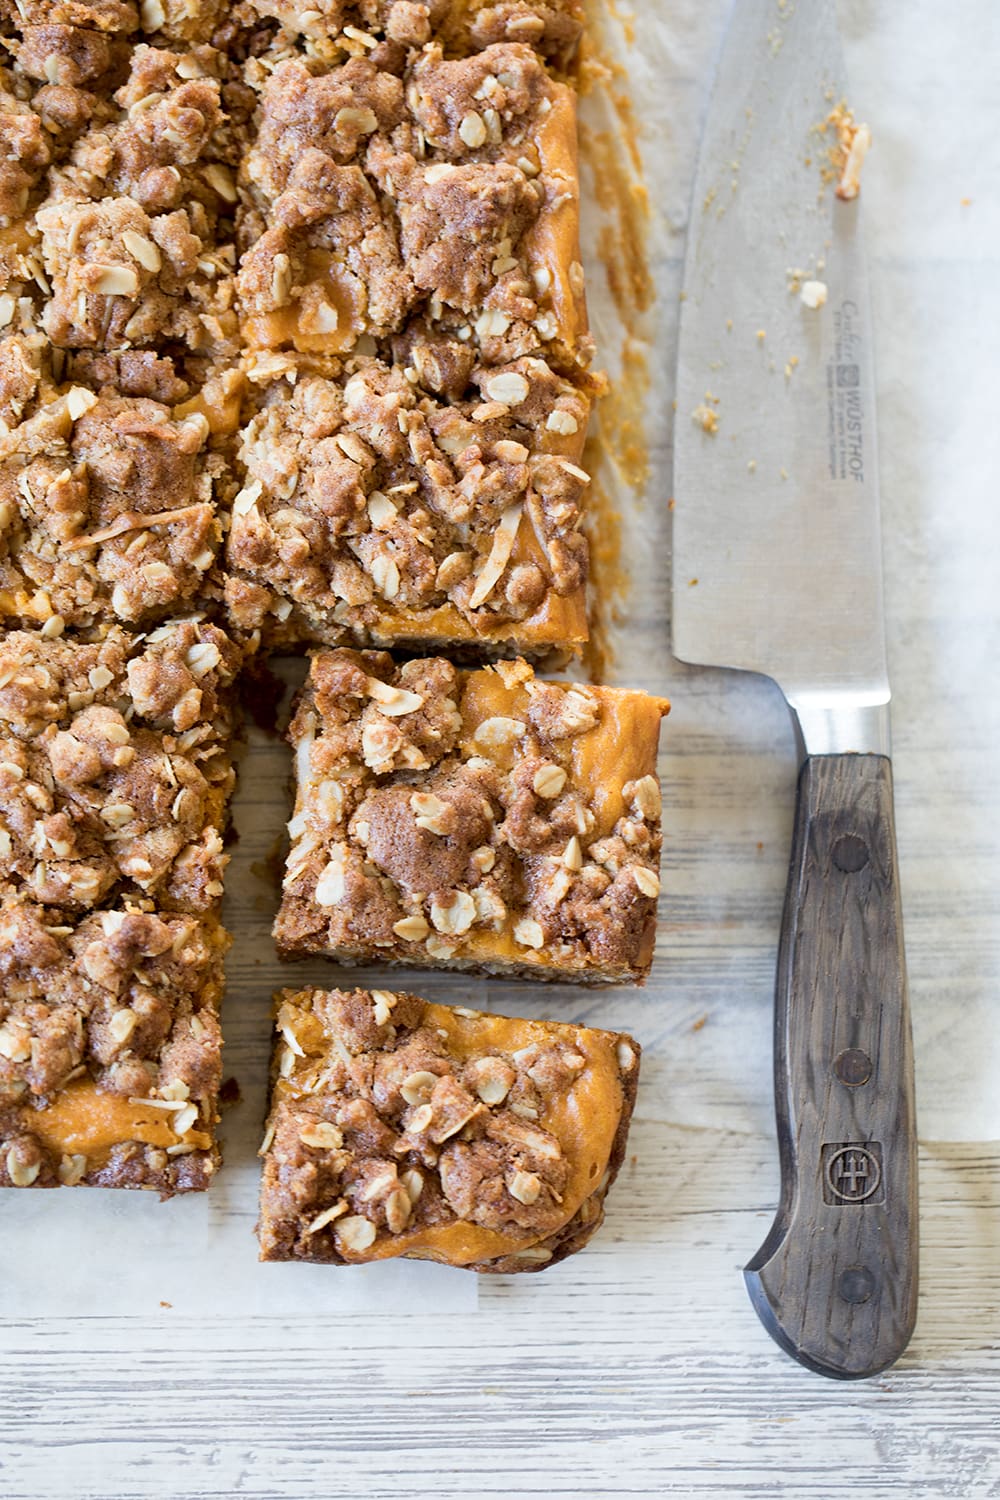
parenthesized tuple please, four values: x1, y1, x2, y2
(223, 353, 590, 654)
(258, 985, 639, 1270)
(237, 40, 590, 376)
(0, 620, 240, 913)
(30, 39, 240, 360)
(0, 332, 241, 630)
(275, 651, 668, 984)
(0, 898, 228, 1194)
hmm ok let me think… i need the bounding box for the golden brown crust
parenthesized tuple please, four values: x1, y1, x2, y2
(274, 651, 668, 984)
(258, 986, 640, 1269)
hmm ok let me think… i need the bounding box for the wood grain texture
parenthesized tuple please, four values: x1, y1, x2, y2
(747, 755, 918, 1378)
(0, 1132, 997, 1499)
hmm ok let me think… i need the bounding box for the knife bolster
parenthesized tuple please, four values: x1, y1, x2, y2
(788, 694, 892, 760)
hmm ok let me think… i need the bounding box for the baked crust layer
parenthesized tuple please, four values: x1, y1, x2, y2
(275, 650, 668, 983)
(258, 985, 639, 1270)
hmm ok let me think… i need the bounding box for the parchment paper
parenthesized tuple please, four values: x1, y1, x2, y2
(1, 0, 997, 1324)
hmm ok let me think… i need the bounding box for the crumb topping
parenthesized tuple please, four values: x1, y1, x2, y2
(0, 92, 52, 230)
(0, 899, 226, 1192)
(0, 0, 594, 661)
(244, 1, 583, 74)
(137, 0, 232, 46)
(0, 0, 608, 1210)
(0, 901, 224, 1104)
(237, 42, 589, 371)
(814, 101, 871, 202)
(0, 362, 230, 627)
(35, 190, 236, 358)
(54, 44, 236, 223)
(14, 41, 241, 357)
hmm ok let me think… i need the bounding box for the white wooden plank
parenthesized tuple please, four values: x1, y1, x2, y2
(0, 1132, 997, 1499)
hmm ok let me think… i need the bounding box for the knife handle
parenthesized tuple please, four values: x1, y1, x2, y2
(745, 753, 918, 1379)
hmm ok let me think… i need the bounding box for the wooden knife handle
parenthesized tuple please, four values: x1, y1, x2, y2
(745, 753, 918, 1378)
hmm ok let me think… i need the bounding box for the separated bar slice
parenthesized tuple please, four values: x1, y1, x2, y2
(275, 651, 668, 983)
(0, 620, 240, 913)
(0, 899, 227, 1194)
(259, 985, 639, 1270)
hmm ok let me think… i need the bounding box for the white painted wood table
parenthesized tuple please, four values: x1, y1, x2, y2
(1, 4, 998, 1496)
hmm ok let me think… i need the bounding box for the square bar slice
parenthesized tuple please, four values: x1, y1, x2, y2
(259, 986, 639, 1270)
(245, 1, 585, 75)
(0, 899, 228, 1194)
(275, 652, 668, 983)
(0, 333, 241, 630)
(224, 355, 590, 656)
(237, 40, 590, 375)
(0, 619, 240, 913)
(33, 41, 239, 361)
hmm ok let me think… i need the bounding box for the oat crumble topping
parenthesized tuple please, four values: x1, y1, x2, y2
(258, 985, 639, 1269)
(237, 41, 590, 378)
(0, 899, 227, 1193)
(0, 334, 239, 627)
(224, 354, 590, 648)
(0, 0, 598, 662)
(0, 0, 662, 1228)
(0, 620, 239, 912)
(244, 2, 584, 76)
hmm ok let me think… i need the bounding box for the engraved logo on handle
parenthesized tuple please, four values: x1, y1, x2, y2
(822, 1141, 884, 1205)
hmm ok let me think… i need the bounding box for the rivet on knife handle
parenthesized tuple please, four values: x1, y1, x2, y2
(744, 753, 919, 1379)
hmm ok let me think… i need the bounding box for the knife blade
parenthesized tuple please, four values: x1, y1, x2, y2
(672, 0, 918, 1378)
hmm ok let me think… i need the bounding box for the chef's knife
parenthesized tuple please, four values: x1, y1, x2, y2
(672, 0, 917, 1379)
